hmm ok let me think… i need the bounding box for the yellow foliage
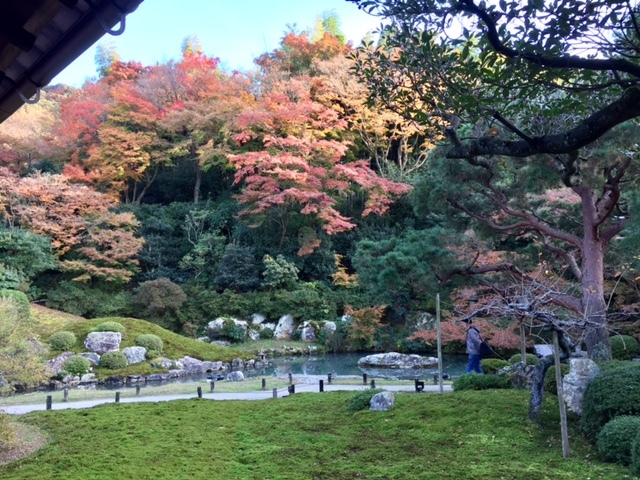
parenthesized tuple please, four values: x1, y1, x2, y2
(330, 254, 358, 289)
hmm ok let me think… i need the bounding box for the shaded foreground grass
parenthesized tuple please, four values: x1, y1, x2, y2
(0, 390, 630, 479)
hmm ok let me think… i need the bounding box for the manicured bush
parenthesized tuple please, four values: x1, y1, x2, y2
(508, 353, 539, 365)
(47, 331, 77, 351)
(632, 431, 640, 477)
(346, 389, 385, 412)
(543, 364, 571, 394)
(610, 335, 640, 361)
(98, 351, 128, 370)
(135, 334, 163, 353)
(0, 289, 30, 322)
(481, 358, 510, 374)
(596, 416, 640, 466)
(63, 355, 91, 377)
(581, 364, 640, 440)
(259, 327, 274, 340)
(145, 349, 161, 360)
(452, 374, 512, 391)
(93, 322, 126, 335)
(132, 278, 187, 331)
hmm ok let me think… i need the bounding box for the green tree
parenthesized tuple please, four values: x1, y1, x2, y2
(350, 0, 640, 362)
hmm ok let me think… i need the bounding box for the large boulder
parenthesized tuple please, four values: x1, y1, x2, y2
(45, 351, 75, 375)
(78, 352, 100, 366)
(150, 357, 174, 369)
(322, 321, 337, 335)
(176, 356, 205, 373)
(251, 313, 266, 326)
(84, 332, 121, 354)
(499, 362, 536, 389)
(231, 358, 245, 369)
(562, 358, 600, 415)
(358, 352, 438, 369)
(370, 391, 395, 411)
(274, 315, 295, 340)
(227, 371, 245, 382)
(298, 322, 317, 343)
(248, 329, 260, 341)
(122, 346, 147, 365)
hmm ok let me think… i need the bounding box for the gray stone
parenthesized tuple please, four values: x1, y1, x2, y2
(251, 313, 266, 326)
(202, 361, 224, 372)
(78, 352, 100, 366)
(341, 314, 353, 323)
(231, 358, 245, 369)
(84, 332, 121, 354)
(248, 329, 260, 341)
(260, 322, 277, 332)
(145, 373, 170, 382)
(370, 391, 395, 411)
(275, 315, 295, 339)
(298, 322, 317, 343)
(322, 321, 337, 334)
(533, 344, 553, 357)
(196, 336, 210, 343)
(245, 359, 256, 369)
(0, 376, 9, 390)
(227, 371, 245, 381)
(211, 340, 230, 347)
(80, 373, 97, 382)
(123, 346, 147, 365)
(562, 358, 600, 415)
(176, 356, 205, 373)
(45, 351, 75, 375)
(358, 352, 438, 369)
(499, 363, 536, 389)
(150, 357, 174, 369)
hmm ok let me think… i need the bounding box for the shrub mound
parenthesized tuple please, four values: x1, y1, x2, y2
(581, 364, 640, 440)
(98, 351, 128, 370)
(508, 353, 539, 365)
(632, 432, 640, 477)
(63, 355, 91, 376)
(610, 335, 640, 361)
(481, 358, 510, 374)
(0, 289, 30, 321)
(47, 331, 77, 351)
(135, 334, 163, 352)
(596, 416, 640, 466)
(93, 321, 126, 335)
(543, 364, 571, 395)
(452, 374, 512, 391)
(145, 349, 161, 360)
(346, 389, 385, 412)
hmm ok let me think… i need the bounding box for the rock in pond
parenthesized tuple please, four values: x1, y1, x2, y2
(358, 352, 438, 369)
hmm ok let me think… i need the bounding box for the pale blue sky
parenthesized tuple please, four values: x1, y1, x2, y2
(53, 0, 382, 86)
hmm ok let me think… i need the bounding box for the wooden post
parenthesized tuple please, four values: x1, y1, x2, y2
(521, 322, 527, 363)
(436, 293, 443, 394)
(327, 373, 332, 385)
(197, 386, 202, 398)
(210, 381, 215, 392)
(370, 379, 376, 389)
(46, 395, 52, 410)
(319, 379, 324, 392)
(136, 385, 141, 396)
(63, 387, 69, 402)
(553, 330, 570, 458)
(115, 392, 120, 403)
(272, 388, 277, 399)
(288, 373, 292, 385)
(363, 373, 367, 385)
(261, 378, 266, 390)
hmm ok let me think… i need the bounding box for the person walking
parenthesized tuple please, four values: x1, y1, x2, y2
(464, 319, 483, 374)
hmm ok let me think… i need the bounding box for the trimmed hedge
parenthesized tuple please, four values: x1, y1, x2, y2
(47, 331, 77, 351)
(452, 374, 512, 391)
(99, 351, 128, 370)
(610, 335, 640, 361)
(596, 416, 640, 466)
(63, 355, 91, 377)
(135, 334, 163, 353)
(508, 353, 539, 365)
(581, 364, 640, 440)
(93, 322, 126, 335)
(481, 358, 510, 374)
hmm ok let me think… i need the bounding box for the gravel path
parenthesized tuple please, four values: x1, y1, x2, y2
(1, 383, 452, 415)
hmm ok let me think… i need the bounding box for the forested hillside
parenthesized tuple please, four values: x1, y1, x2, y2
(1, 7, 639, 356)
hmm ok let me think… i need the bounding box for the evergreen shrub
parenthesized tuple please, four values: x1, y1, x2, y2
(452, 374, 512, 391)
(63, 355, 91, 376)
(543, 364, 571, 394)
(135, 334, 163, 353)
(596, 416, 640, 466)
(610, 335, 640, 361)
(93, 322, 126, 335)
(632, 431, 640, 477)
(346, 389, 384, 412)
(481, 358, 510, 374)
(581, 364, 640, 440)
(99, 351, 128, 370)
(259, 327, 274, 340)
(508, 353, 539, 365)
(47, 331, 76, 351)
(145, 349, 161, 360)
(0, 290, 30, 322)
